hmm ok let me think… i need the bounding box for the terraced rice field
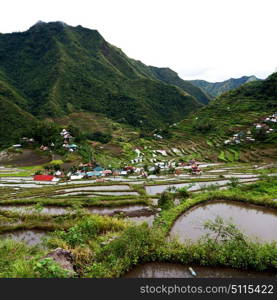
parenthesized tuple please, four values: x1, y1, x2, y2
(0, 162, 276, 278)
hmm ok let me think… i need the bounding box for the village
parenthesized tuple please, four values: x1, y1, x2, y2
(9, 125, 208, 183)
(224, 112, 277, 145)
(9, 113, 277, 184)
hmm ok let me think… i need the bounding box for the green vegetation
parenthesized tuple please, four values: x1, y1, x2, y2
(34, 257, 73, 278)
(0, 21, 276, 280)
(0, 22, 275, 165)
(158, 192, 174, 210)
(0, 177, 275, 278)
(51, 215, 126, 247)
(179, 73, 277, 138)
(86, 219, 277, 278)
(170, 72, 277, 162)
(190, 75, 260, 98)
(0, 96, 36, 148)
(0, 239, 43, 278)
(149, 66, 211, 104)
(0, 21, 204, 147)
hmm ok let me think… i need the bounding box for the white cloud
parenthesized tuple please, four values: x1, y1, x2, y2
(0, 0, 276, 81)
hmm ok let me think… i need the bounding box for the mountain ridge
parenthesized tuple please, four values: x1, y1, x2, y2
(190, 75, 260, 98)
(148, 66, 211, 104)
(177, 72, 277, 138)
(0, 21, 204, 135)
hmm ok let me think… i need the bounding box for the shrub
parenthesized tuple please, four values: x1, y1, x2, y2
(153, 166, 161, 175)
(192, 120, 215, 133)
(87, 225, 163, 278)
(86, 131, 112, 144)
(168, 167, 176, 174)
(176, 186, 191, 198)
(203, 216, 246, 243)
(158, 192, 174, 210)
(52, 215, 126, 247)
(228, 177, 240, 188)
(53, 164, 61, 171)
(204, 183, 220, 191)
(56, 218, 99, 247)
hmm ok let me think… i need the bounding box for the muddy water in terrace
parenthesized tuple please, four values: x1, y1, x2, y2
(123, 262, 277, 278)
(0, 229, 47, 246)
(91, 191, 139, 196)
(129, 215, 156, 226)
(62, 185, 131, 192)
(170, 200, 277, 243)
(86, 205, 149, 215)
(0, 205, 69, 215)
(54, 191, 139, 197)
(145, 178, 258, 195)
(0, 183, 44, 188)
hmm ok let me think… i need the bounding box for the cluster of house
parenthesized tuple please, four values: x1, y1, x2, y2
(263, 113, 277, 124)
(21, 137, 35, 143)
(130, 148, 170, 164)
(33, 164, 146, 182)
(63, 165, 150, 180)
(130, 147, 174, 164)
(37, 129, 78, 152)
(130, 148, 144, 164)
(12, 137, 35, 148)
(224, 131, 253, 145)
(40, 145, 50, 151)
(224, 113, 277, 145)
(60, 129, 78, 152)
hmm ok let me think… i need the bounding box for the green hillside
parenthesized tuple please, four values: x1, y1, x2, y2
(178, 72, 276, 137)
(168, 72, 277, 162)
(0, 93, 36, 147)
(0, 21, 202, 133)
(190, 75, 260, 98)
(148, 66, 211, 104)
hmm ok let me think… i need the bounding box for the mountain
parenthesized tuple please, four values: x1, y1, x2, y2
(0, 21, 203, 137)
(190, 75, 260, 98)
(148, 67, 211, 104)
(169, 72, 277, 162)
(177, 72, 277, 138)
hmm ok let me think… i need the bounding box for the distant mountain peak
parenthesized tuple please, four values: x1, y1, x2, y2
(34, 20, 46, 26)
(29, 20, 68, 31)
(190, 75, 261, 98)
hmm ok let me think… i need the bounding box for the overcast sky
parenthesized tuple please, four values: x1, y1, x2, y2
(1, 0, 276, 82)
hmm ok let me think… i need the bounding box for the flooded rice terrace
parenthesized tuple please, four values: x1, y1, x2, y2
(0, 229, 47, 246)
(53, 191, 139, 197)
(0, 204, 155, 219)
(62, 185, 131, 192)
(129, 215, 155, 226)
(169, 200, 277, 243)
(124, 262, 277, 278)
(0, 163, 276, 248)
(145, 178, 259, 195)
(86, 205, 149, 215)
(0, 205, 69, 215)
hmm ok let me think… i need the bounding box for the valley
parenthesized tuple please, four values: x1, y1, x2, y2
(0, 21, 276, 279)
